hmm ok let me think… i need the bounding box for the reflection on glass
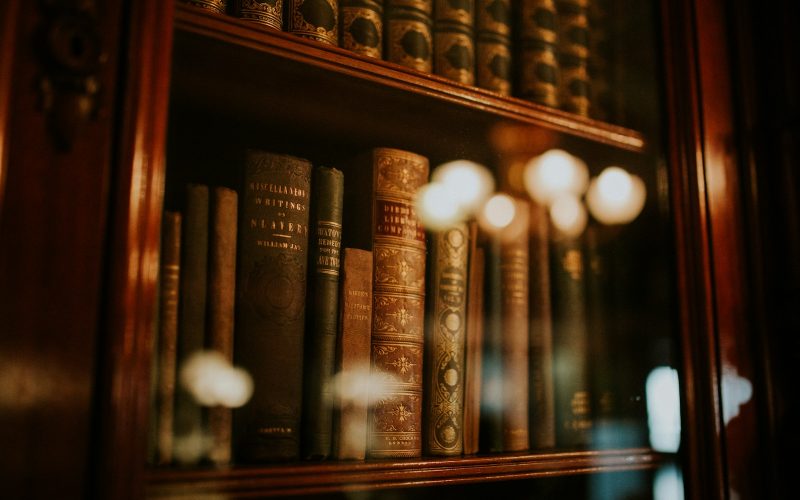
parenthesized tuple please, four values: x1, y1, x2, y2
(523, 149, 589, 205)
(586, 166, 647, 225)
(645, 366, 681, 453)
(180, 350, 253, 408)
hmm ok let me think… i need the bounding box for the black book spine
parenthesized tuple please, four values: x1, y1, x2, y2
(286, 0, 340, 45)
(234, 151, 312, 462)
(385, 0, 434, 73)
(341, 0, 384, 58)
(302, 166, 345, 459)
(479, 237, 504, 453)
(433, 0, 475, 85)
(475, 0, 511, 95)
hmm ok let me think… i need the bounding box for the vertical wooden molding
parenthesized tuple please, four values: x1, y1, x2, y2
(0, 0, 21, 215)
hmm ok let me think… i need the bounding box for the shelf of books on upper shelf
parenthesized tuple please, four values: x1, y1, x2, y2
(171, 2, 645, 154)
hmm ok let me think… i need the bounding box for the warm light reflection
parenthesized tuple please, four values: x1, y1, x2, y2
(549, 194, 588, 237)
(415, 181, 464, 230)
(432, 160, 494, 213)
(481, 193, 516, 229)
(586, 166, 646, 224)
(523, 149, 589, 205)
(721, 364, 753, 425)
(179, 351, 253, 408)
(645, 366, 681, 453)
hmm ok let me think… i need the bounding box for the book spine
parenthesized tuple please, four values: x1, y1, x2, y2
(500, 201, 530, 452)
(286, 0, 339, 45)
(182, 0, 227, 13)
(433, 0, 475, 85)
(479, 237, 503, 452)
(587, 0, 610, 121)
(475, 0, 511, 95)
(302, 166, 345, 459)
(206, 187, 238, 465)
(529, 202, 555, 449)
(340, 0, 384, 59)
(234, 151, 312, 462)
(551, 234, 593, 447)
(332, 248, 374, 460)
(385, 0, 434, 73)
(234, 0, 284, 30)
(174, 184, 209, 458)
(556, 0, 590, 116)
(156, 212, 181, 465)
(517, 0, 560, 107)
(423, 222, 469, 456)
(367, 148, 429, 458)
(462, 240, 484, 455)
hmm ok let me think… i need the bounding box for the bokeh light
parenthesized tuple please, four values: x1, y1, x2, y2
(431, 160, 495, 213)
(549, 193, 588, 237)
(586, 166, 647, 224)
(415, 181, 464, 230)
(523, 149, 589, 205)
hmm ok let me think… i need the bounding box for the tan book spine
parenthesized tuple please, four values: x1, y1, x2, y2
(332, 248, 374, 460)
(207, 187, 238, 465)
(156, 212, 181, 465)
(424, 222, 469, 455)
(462, 224, 483, 455)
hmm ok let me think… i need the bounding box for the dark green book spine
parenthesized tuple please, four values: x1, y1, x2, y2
(174, 184, 209, 460)
(340, 0, 384, 58)
(385, 0, 434, 73)
(556, 0, 590, 115)
(479, 237, 504, 453)
(551, 234, 593, 448)
(302, 166, 345, 459)
(233, 0, 284, 30)
(517, 0, 560, 107)
(433, 0, 475, 85)
(234, 151, 312, 462)
(286, 0, 339, 45)
(475, 0, 511, 95)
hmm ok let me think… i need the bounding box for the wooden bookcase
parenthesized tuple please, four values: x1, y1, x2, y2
(3, 0, 793, 499)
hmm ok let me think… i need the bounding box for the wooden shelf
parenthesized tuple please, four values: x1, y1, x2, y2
(172, 4, 646, 155)
(146, 448, 663, 498)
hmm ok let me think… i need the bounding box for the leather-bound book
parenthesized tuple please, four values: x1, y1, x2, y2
(181, 0, 227, 13)
(340, 0, 384, 58)
(423, 222, 469, 456)
(587, 0, 610, 121)
(475, 0, 511, 95)
(528, 202, 555, 449)
(233, 0, 284, 30)
(479, 236, 503, 453)
(385, 0, 434, 73)
(302, 166, 345, 459)
(462, 241, 484, 455)
(433, 0, 475, 85)
(234, 151, 312, 462)
(286, 0, 339, 45)
(156, 212, 181, 465)
(517, 0, 560, 107)
(556, 0, 590, 115)
(207, 187, 238, 465)
(332, 248, 373, 460)
(551, 233, 593, 448)
(174, 184, 209, 459)
(341, 147, 429, 458)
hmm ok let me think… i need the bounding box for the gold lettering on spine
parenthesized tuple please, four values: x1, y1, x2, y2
(315, 221, 342, 275)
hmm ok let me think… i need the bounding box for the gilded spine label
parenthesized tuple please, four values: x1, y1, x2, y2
(424, 224, 469, 455)
(341, 1, 383, 58)
(315, 221, 342, 275)
(287, 0, 339, 45)
(236, 0, 284, 30)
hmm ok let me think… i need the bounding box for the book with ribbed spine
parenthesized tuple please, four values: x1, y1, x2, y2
(156, 212, 181, 465)
(234, 151, 312, 462)
(556, 0, 590, 115)
(340, 0, 384, 58)
(587, 0, 610, 121)
(462, 237, 484, 455)
(332, 248, 373, 460)
(551, 233, 593, 447)
(341, 147, 429, 458)
(385, 0, 434, 73)
(206, 187, 238, 465)
(517, 0, 560, 107)
(286, 0, 339, 45)
(302, 166, 344, 459)
(173, 184, 209, 461)
(233, 0, 283, 30)
(475, 0, 511, 95)
(182, 0, 227, 13)
(423, 222, 469, 455)
(433, 0, 475, 85)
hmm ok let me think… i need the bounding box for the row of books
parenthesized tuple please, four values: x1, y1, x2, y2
(152, 146, 629, 465)
(182, 0, 618, 121)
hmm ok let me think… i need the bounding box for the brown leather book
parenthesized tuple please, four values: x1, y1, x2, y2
(341, 147, 429, 458)
(233, 0, 283, 30)
(332, 248, 373, 460)
(156, 211, 181, 465)
(423, 222, 470, 456)
(475, 0, 511, 95)
(462, 223, 484, 455)
(433, 0, 475, 85)
(181, 0, 227, 14)
(233, 151, 312, 462)
(206, 187, 238, 465)
(529, 202, 555, 449)
(556, 0, 590, 115)
(302, 166, 345, 459)
(385, 0, 434, 73)
(340, 0, 384, 58)
(286, 0, 339, 45)
(517, 0, 560, 107)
